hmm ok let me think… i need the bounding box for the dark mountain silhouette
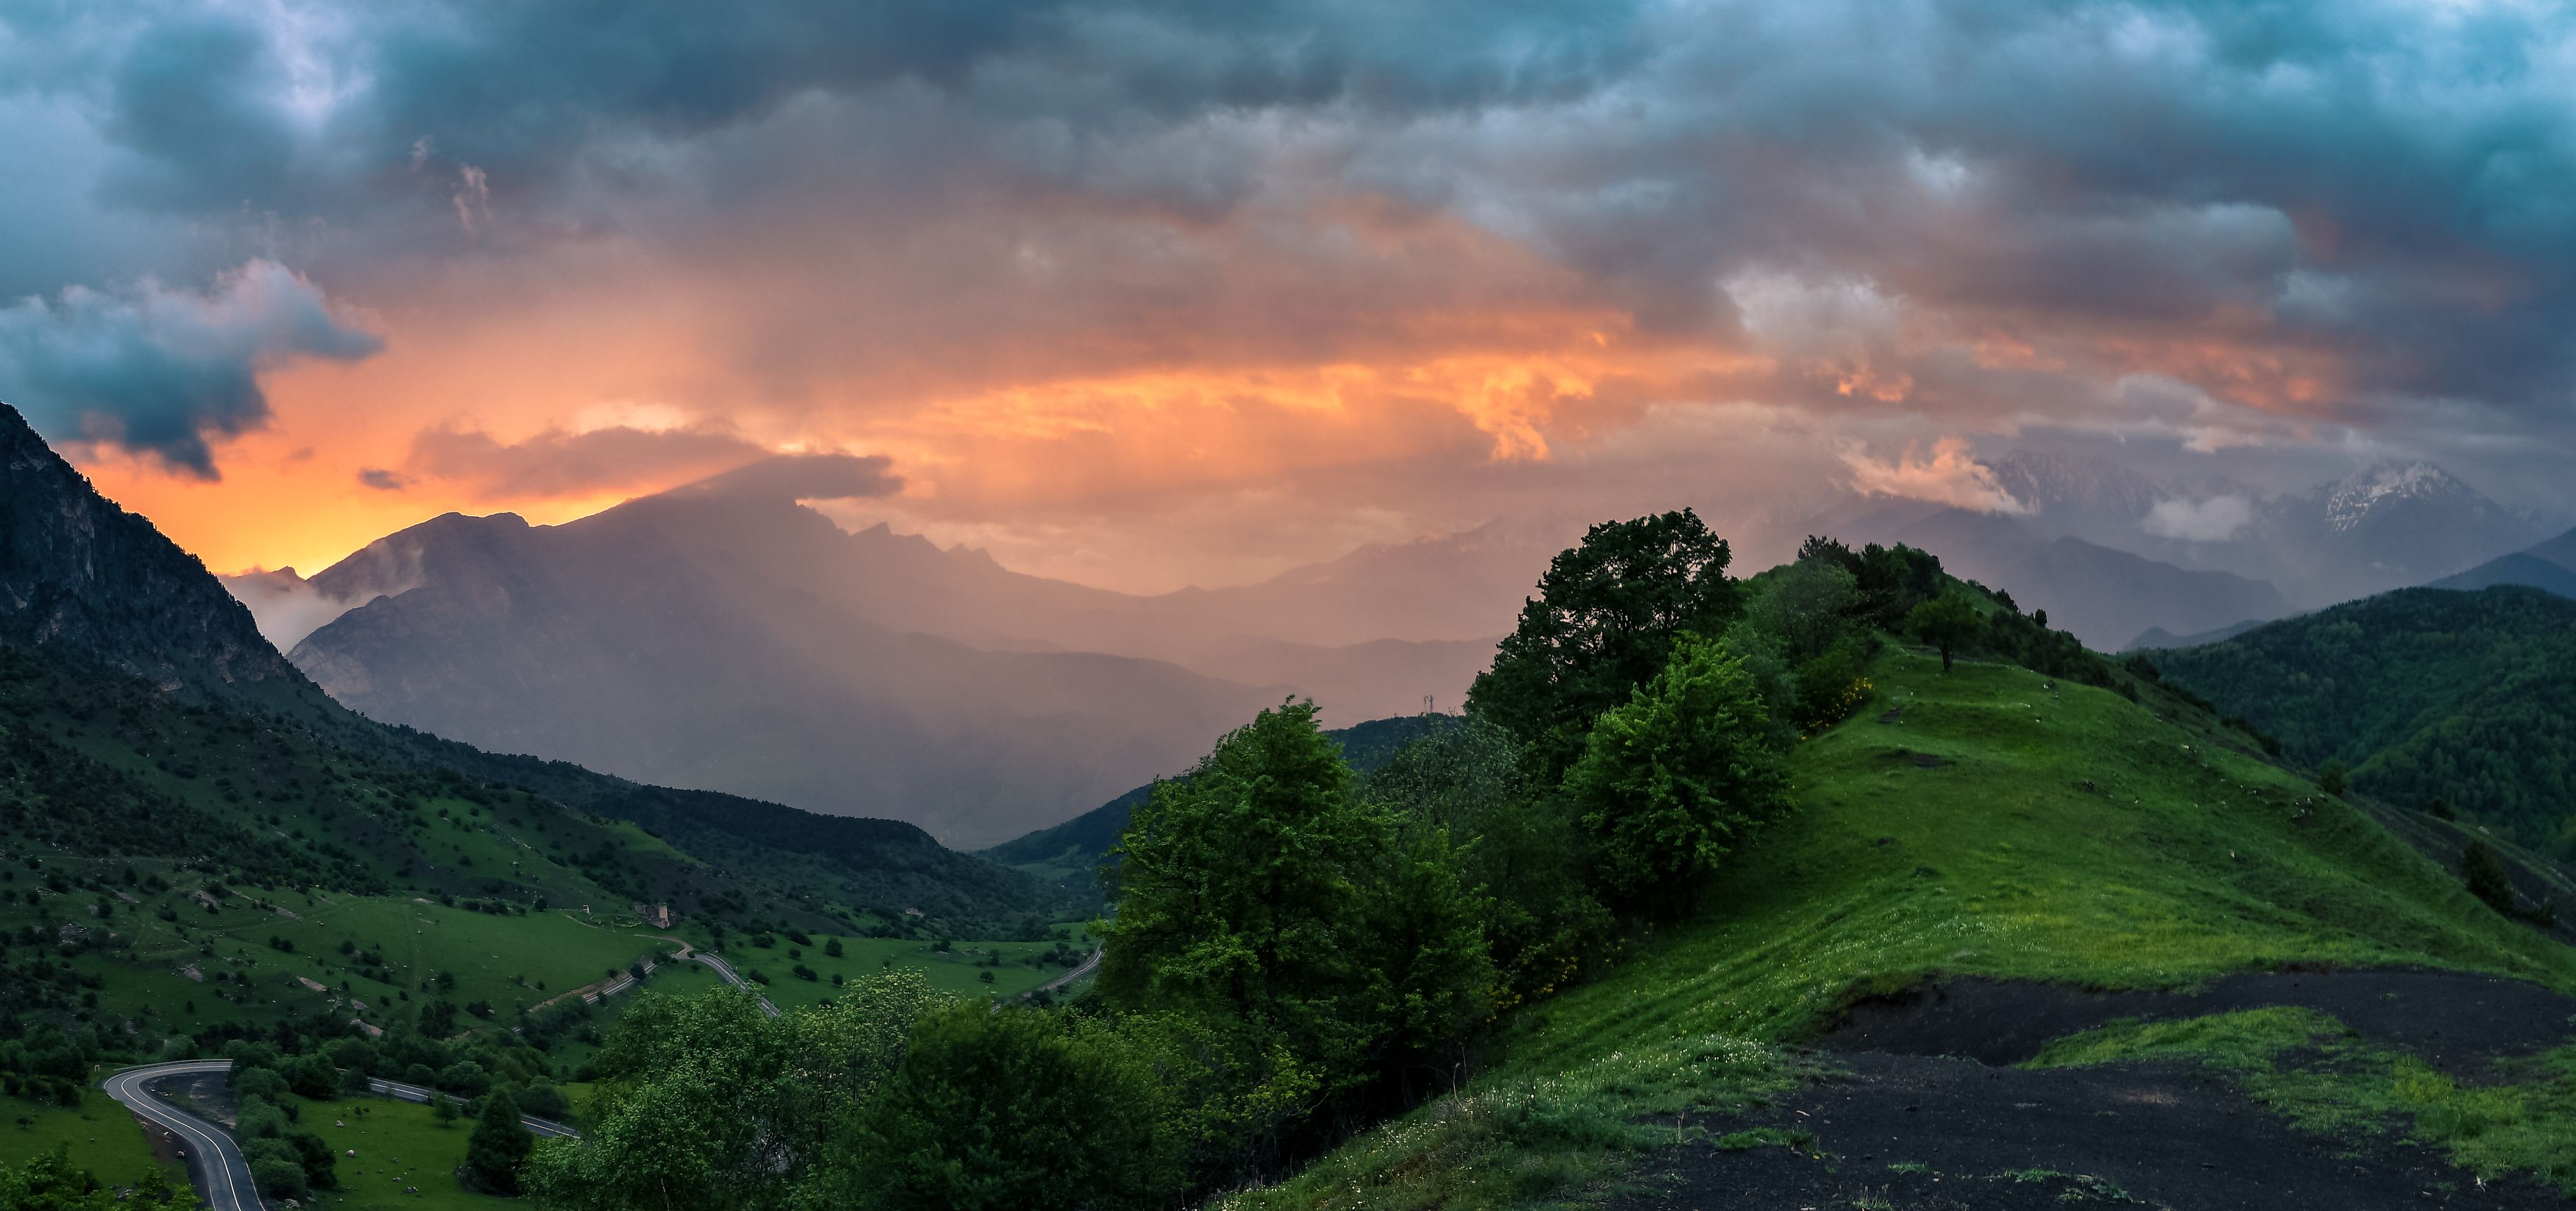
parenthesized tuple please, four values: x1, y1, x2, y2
(0, 406, 302, 700)
(264, 473, 1552, 844)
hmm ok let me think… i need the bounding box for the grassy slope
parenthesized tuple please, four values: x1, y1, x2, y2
(0, 1077, 181, 1192)
(293, 1092, 515, 1210)
(1226, 648, 2576, 1209)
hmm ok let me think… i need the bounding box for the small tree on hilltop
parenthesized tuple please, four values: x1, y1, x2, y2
(1563, 635, 1792, 915)
(1906, 593, 1981, 673)
(2318, 760, 2348, 798)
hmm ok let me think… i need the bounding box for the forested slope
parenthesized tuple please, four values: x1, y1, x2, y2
(2149, 586, 2576, 856)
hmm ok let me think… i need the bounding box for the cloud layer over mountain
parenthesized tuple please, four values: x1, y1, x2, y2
(7, 1, 2576, 582)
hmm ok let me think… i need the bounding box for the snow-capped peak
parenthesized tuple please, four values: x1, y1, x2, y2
(2321, 460, 2468, 532)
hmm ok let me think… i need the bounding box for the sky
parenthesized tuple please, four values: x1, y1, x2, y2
(5, 0, 2576, 593)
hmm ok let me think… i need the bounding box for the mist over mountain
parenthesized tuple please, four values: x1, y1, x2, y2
(1964, 451, 2544, 610)
(224, 472, 1562, 845)
(277, 497, 1276, 847)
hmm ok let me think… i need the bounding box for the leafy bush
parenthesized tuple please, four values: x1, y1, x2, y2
(847, 1006, 1173, 1210)
(1563, 636, 1792, 914)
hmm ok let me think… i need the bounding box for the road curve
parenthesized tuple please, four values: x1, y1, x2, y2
(684, 950, 782, 1017)
(99, 1061, 266, 1211)
(364, 1077, 579, 1138)
(1025, 947, 1103, 998)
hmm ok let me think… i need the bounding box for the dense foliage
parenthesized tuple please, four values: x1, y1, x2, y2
(2147, 586, 2576, 855)
(1468, 509, 1741, 776)
(1564, 637, 1793, 915)
(0, 1148, 189, 1211)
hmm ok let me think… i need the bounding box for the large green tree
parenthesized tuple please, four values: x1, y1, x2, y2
(465, 1089, 534, 1195)
(1468, 509, 1741, 775)
(1100, 699, 1495, 1116)
(524, 973, 941, 1211)
(848, 1005, 1173, 1210)
(1562, 636, 1793, 914)
(1359, 719, 1602, 1009)
(1099, 700, 1386, 1083)
(1905, 592, 1981, 673)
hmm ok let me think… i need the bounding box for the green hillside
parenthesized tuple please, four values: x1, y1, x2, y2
(1222, 643, 2576, 1207)
(0, 403, 1106, 1205)
(0, 643, 1100, 1202)
(2148, 585, 2576, 856)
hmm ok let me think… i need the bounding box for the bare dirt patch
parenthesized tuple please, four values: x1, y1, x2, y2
(1819, 969, 2576, 1076)
(1604, 970, 2576, 1209)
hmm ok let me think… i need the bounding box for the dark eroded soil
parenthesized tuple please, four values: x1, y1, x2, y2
(1821, 968, 2576, 1075)
(1604, 970, 2576, 1210)
(1608, 1052, 2565, 1210)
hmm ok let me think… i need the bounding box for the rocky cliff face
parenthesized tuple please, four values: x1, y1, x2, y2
(0, 404, 303, 696)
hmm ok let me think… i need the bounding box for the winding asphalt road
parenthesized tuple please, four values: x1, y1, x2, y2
(99, 1061, 265, 1211)
(683, 948, 782, 1017)
(103, 1062, 582, 1211)
(1025, 947, 1101, 998)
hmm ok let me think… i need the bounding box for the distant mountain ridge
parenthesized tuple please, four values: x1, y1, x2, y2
(2426, 524, 2576, 600)
(2150, 585, 2576, 857)
(1806, 501, 2290, 650)
(1961, 451, 2544, 610)
(280, 492, 1284, 847)
(0, 401, 1063, 929)
(248, 467, 1547, 844)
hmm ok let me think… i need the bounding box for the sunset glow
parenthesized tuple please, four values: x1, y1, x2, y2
(7, 1, 2575, 590)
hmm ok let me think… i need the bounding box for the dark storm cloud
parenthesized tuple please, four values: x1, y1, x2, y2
(404, 423, 774, 499)
(0, 260, 381, 477)
(10, 0, 2576, 484)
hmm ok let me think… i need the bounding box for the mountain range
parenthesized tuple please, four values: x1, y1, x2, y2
(1786, 451, 2550, 649)
(2428, 524, 2576, 600)
(0, 402, 1060, 932)
(216, 445, 2550, 844)
(233, 472, 1547, 844)
(1976, 451, 2547, 610)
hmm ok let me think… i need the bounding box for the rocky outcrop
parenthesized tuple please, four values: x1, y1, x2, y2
(0, 403, 302, 696)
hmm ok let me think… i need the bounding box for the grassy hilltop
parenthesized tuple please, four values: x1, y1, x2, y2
(1230, 644, 2576, 1207)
